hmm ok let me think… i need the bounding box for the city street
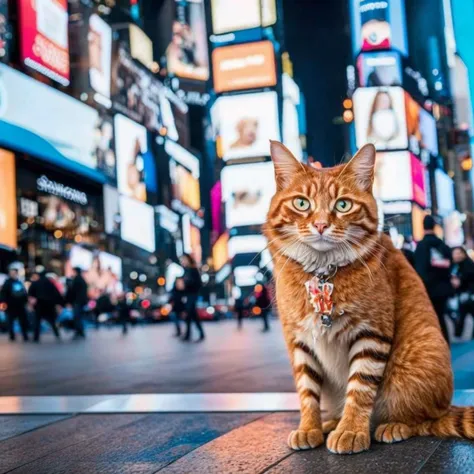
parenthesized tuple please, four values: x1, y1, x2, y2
(1, 321, 474, 473)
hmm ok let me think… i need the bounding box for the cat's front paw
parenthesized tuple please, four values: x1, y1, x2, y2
(288, 429, 324, 450)
(326, 429, 370, 454)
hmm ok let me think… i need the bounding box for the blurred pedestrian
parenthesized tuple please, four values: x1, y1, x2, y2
(116, 293, 131, 335)
(170, 277, 185, 337)
(28, 269, 63, 342)
(66, 267, 88, 340)
(414, 216, 453, 344)
(180, 254, 205, 342)
(0, 266, 29, 342)
(254, 284, 271, 332)
(451, 247, 474, 339)
(235, 294, 245, 330)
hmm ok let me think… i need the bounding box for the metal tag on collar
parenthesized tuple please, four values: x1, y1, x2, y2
(321, 314, 333, 328)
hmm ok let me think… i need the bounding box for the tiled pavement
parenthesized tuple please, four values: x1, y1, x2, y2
(0, 321, 474, 473)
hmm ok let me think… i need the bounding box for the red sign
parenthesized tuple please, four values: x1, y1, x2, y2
(19, 0, 70, 85)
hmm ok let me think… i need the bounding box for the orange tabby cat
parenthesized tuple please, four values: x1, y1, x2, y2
(264, 141, 474, 454)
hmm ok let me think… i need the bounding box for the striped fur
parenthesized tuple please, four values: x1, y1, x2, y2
(265, 142, 472, 454)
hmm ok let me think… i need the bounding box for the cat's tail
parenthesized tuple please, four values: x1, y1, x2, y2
(415, 406, 474, 439)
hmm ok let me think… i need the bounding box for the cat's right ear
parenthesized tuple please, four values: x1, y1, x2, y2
(270, 140, 301, 191)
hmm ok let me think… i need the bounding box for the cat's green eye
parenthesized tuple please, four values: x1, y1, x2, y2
(335, 199, 353, 213)
(292, 197, 311, 212)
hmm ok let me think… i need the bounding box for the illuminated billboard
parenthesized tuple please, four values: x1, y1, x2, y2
(211, 0, 276, 34)
(435, 169, 455, 217)
(357, 51, 402, 87)
(282, 73, 303, 161)
(18, 0, 70, 85)
(221, 161, 276, 228)
(373, 152, 426, 207)
(354, 86, 408, 150)
(212, 41, 276, 93)
(88, 14, 112, 100)
(350, 0, 408, 56)
(212, 91, 280, 161)
(0, 149, 17, 249)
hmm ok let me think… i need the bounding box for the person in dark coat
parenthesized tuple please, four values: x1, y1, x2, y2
(180, 254, 205, 342)
(0, 266, 29, 342)
(254, 284, 271, 332)
(116, 293, 131, 335)
(66, 267, 89, 340)
(235, 294, 245, 330)
(28, 270, 63, 342)
(170, 277, 186, 337)
(414, 216, 453, 343)
(451, 247, 474, 339)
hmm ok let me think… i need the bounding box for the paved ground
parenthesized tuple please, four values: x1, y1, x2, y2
(1, 320, 474, 473)
(1, 319, 474, 395)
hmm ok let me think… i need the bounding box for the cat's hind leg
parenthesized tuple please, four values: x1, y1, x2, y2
(374, 423, 413, 443)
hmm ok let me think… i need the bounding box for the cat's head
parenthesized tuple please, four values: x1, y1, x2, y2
(265, 141, 379, 272)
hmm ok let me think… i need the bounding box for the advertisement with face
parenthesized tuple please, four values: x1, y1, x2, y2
(354, 86, 407, 150)
(115, 114, 148, 202)
(111, 45, 164, 132)
(213, 91, 280, 161)
(66, 246, 123, 298)
(350, 0, 408, 56)
(94, 114, 116, 180)
(211, 0, 276, 34)
(157, 0, 209, 82)
(88, 14, 112, 99)
(212, 41, 276, 93)
(357, 51, 402, 87)
(0, 64, 100, 176)
(0, 149, 16, 249)
(221, 161, 276, 228)
(18, 0, 70, 85)
(119, 195, 156, 252)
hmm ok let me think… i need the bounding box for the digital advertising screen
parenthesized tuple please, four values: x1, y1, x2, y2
(212, 232, 229, 271)
(418, 108, 439, 156)
(354, 86, 408, 151)
(233, 265, 259, 287)
(115, 114, 148, 202)
(182, 214, 202, 265)
(435, 169, 455, 217)
(228, 234, 267, 259)
(350, 0, 408, 56)
(0, 64, 100, 175)
(94, 114, 116, 180)
(119, 195, 156, 252)
(221, 161, 276, 228)
(357, 51, 402, 87)
(88, 14, 112, 100)
(159, 87, 190, 148)
(157, 0, 209, 82)
(212, 91, 280, 161)
(443, 211, 465, 247)
(170, 161, 201, 211)
(212, 41, 276, 93)
(0, 149, 17, 249)
(18, 0, 70, 85)
(211, 0, 276, 35)
(373, 152, 426, 207)
(129, 24, 154, 70)
(282, 73, 304, 160)
(0, 0, 9, 61)
(111, 45, 164, 132)
(66, 246, 123, 298)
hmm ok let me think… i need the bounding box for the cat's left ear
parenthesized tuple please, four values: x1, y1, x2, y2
(270, 140, 301, 191)
(346, 144, 376, 191)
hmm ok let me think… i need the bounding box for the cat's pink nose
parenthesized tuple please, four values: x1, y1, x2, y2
(314, 222, 329, 234)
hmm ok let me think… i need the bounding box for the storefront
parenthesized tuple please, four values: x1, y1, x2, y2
(15, 154, 105, 277)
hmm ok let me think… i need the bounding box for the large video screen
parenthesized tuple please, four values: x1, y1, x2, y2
(211, 0, 276, 34)
(212, 41, 276, 93)
(212, 91, 280, 161)
(18, 0, 70, 85)
(119, 195, 156, 252)
(350, 0, 408, 56)
(0, 64, 99, 173)
(103, 185, 120, 235)
(228, 234, 267, 259)
(88, 14, 112, 100)
(0, 149, 17, 249)
(357, 51, 402, 87)
(157, 0, 209, 81)
(435, 169, 455, 217)
(354, 86, 408, 151)
(221, 161, 276, 228)
(115, 114, 148, 202)
(170, 161, 201, 211)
